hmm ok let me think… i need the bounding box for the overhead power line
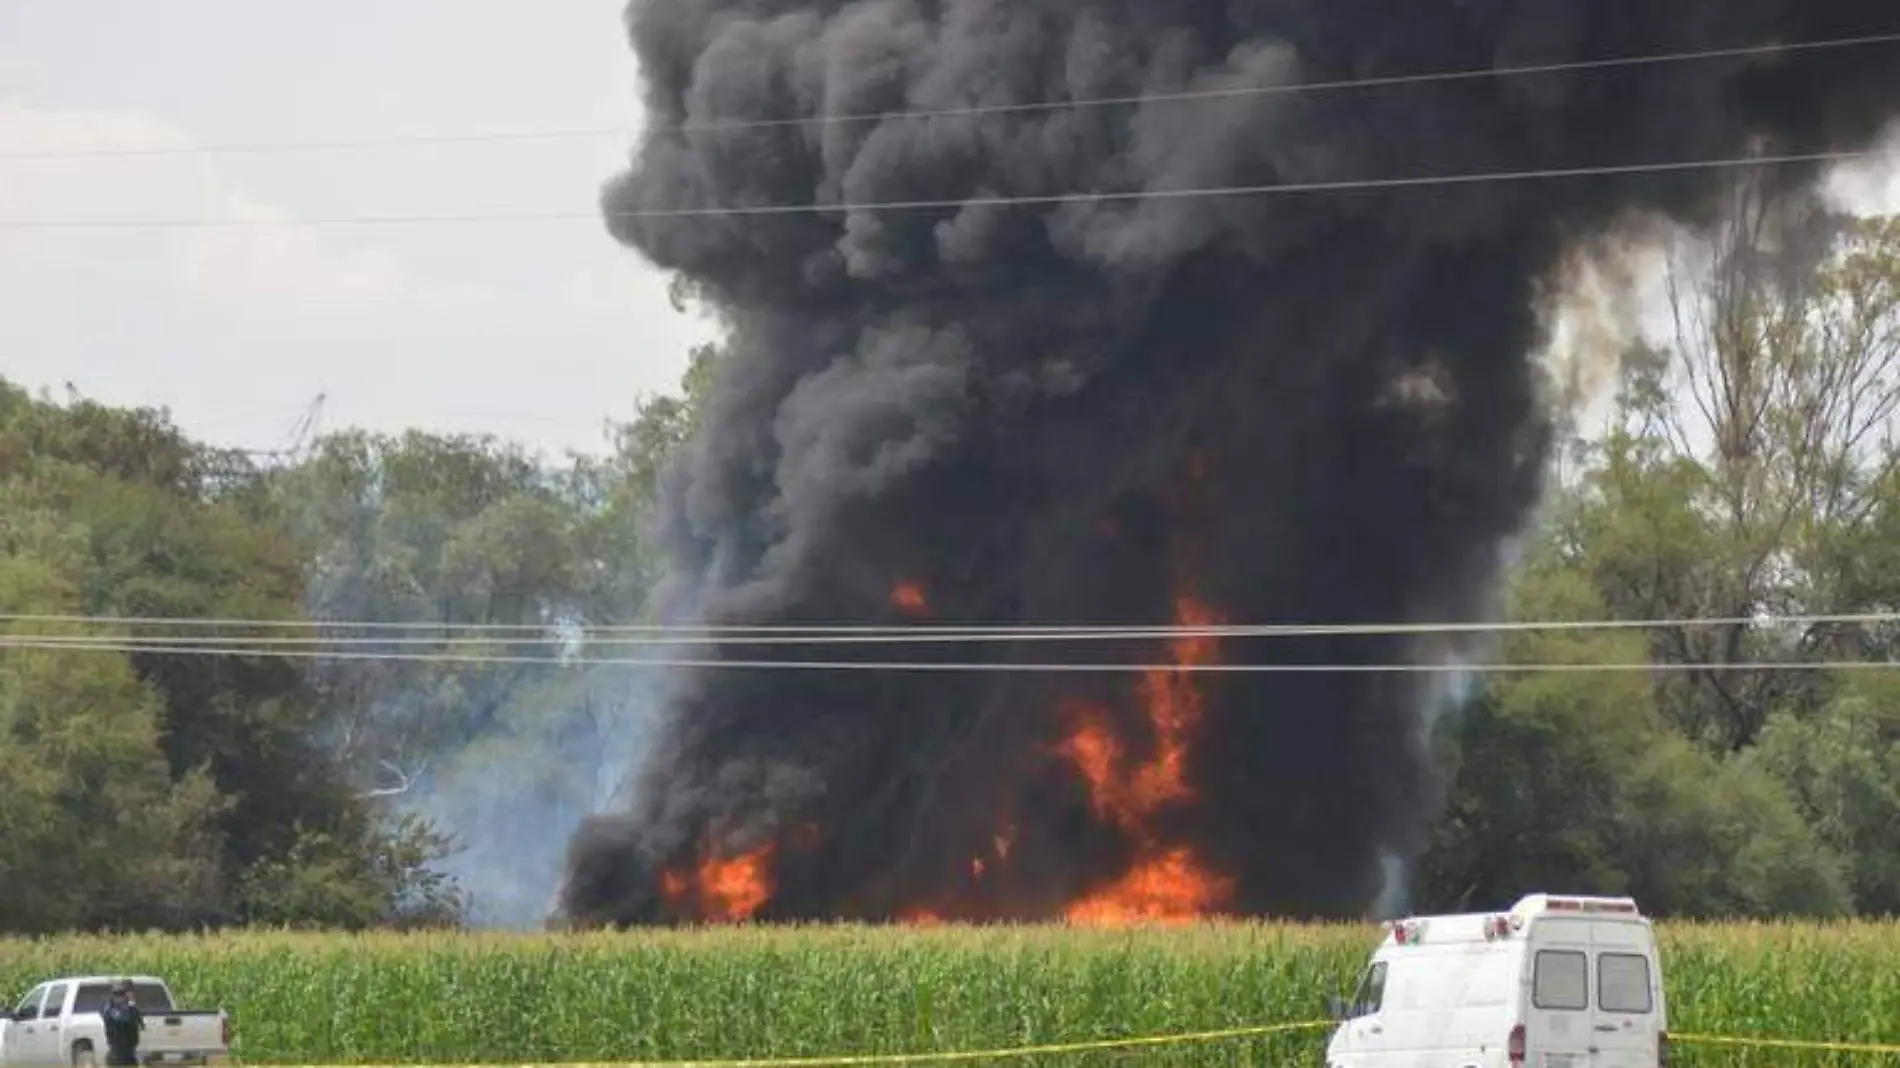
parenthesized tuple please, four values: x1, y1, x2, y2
(0, 635, 1893, 673)
(4, 31, 1897, 160)
(0, 149, 1879, 230)
(2, 608, 1896, 640)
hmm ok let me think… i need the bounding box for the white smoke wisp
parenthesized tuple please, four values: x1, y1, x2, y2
(405, 669, 659, 929)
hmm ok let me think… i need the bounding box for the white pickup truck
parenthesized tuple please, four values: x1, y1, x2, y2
(0, 977, 231, 1068)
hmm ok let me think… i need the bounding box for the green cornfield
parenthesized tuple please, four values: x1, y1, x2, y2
(1, 922, 1897, 1066)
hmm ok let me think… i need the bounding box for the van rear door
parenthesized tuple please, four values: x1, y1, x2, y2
(1589, 922, 1663, 1068)
(1524, 919, 1594, 1068)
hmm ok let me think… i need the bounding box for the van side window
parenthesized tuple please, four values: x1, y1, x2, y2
(1598, 953, 1654, 1013)
(1350, 961, 1388, 1018)
(1532, 949, 1588, 1011)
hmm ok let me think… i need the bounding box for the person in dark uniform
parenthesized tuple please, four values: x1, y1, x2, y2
(101, 980, 143, 1067)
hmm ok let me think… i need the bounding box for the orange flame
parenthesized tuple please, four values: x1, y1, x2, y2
(1058, 595, 1232, 925)
(1066, 848, 1235, 926)
(1057, 597, 1215, 831)
(703, 848, 773, 920)
(890, 580, 931, 616)
(1132, 595, 1218, 804)
(1056, 699, 1126, 820)
(661, 842, 776, 922)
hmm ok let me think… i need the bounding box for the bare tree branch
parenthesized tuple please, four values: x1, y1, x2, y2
(361, 759, 429, 800)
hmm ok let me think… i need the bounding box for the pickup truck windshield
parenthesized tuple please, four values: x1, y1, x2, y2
(71, 983, 173, 1014)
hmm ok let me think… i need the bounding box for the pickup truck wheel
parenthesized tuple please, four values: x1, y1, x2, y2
(71, 1042, 99, 1068)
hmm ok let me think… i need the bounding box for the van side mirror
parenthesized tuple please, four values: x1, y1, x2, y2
(1325, 994, 1348, 1020)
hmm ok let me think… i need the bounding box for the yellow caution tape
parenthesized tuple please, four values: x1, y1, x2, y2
(1672, 1032, 1900, 1056)
(250, 1020, 1331, 1068)
(236, 1024, 1900, 1066)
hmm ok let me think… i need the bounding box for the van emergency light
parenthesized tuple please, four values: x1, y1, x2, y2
(1542, 897, 1639, 914)
(1387, 895, 1635, 947)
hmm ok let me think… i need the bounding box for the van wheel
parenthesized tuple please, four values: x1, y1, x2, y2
(72, 1043, 99, 1068)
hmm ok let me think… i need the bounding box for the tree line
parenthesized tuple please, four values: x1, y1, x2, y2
(3, 195, 1898, 931)
(0, 324, 715, 931)
(1420, 193, 1900, 917)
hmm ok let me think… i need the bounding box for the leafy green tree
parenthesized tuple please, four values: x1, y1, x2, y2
(1747, 673, 1900, 915)
(0, 381, 455, 931)
(1418, 549, 1848, 917)
(0, 626, 227, 933)
(1423, 193, 1900, 918)
(1575, 195, 1900, 750)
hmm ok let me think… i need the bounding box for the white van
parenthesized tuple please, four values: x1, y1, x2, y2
(1323, 894, 1668, 1068)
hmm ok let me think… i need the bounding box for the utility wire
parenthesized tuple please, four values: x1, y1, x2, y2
(4, 31, 1897, 159)
(0, 635, 1891, 673)
(0, 149, 1876, 229)
(1, 609, 1894, 640)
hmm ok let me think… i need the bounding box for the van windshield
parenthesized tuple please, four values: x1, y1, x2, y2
(1347, 961, 1387, 1017)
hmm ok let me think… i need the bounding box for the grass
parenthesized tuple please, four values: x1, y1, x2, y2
(1, 923, 1897, 1066)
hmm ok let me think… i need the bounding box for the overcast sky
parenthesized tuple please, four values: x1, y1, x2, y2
(0, 0, 714, 457)
(3, 4, 1898, 459)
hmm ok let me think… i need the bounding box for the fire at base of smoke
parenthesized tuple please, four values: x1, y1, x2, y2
(557, 0, 1900, 928)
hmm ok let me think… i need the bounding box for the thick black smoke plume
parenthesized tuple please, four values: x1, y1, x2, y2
(559, 0, 1900, 926)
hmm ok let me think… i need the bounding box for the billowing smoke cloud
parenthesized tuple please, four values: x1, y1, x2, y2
(559, 0, 1900, 925)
